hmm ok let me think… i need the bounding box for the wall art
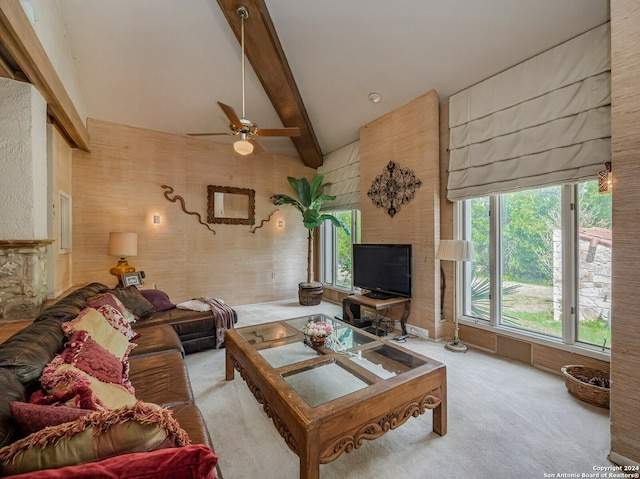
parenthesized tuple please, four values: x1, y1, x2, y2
(367, 161, 422, 217)
(161, 185, 217, 234)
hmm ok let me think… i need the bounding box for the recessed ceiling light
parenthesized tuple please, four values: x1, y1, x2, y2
(368, 93, 382, 103)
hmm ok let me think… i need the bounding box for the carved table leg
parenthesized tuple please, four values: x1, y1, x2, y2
(225, 348, 235, 381)
(432, 372, 447, 436)
(300, 434, 320, 479)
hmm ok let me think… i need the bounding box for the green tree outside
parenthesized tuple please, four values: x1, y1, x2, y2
(335, 211, 354, 288)
(468, 180, 612, 347)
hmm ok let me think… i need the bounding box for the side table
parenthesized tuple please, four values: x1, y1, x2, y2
(342, 294, 411, 335)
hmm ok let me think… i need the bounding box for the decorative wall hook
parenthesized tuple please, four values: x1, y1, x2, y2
(367, 161, 422, 217)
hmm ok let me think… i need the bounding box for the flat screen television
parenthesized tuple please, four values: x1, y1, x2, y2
(352, 244, 412, 299)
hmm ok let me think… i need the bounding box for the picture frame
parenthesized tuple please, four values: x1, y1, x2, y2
(207, 185, 255, 225)
(121, 272, 143, 288)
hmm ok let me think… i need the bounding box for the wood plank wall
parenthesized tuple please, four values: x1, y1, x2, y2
(49, 125, 73, 297)
(610, 0, 640, 465)
(359, 90, 440, 338)
(71, 118, 314, 305)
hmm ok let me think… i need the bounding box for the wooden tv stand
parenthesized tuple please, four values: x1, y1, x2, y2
(343, 294, 411, 335)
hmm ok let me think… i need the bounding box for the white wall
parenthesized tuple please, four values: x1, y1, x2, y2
(22, 0, 87, 124)
(0, 78, 48, 240)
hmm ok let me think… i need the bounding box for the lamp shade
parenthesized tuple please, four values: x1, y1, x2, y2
(108, 232, 137, 257)
(234, 139, 254, 155)
(436, 240, 475, 262)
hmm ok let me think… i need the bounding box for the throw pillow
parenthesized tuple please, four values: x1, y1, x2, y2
(139, 289, 175, 312)
(0, 444, 218, 479)
(54, 330, 132, 389)
(35, 363, 137, 411)
(9, 402, 91, 435)
(94, 304, 140, 340)
(0, 402, 190, 476)
(61, 308, 133, 361)
(86, 292, 137, 323)
(106, 287, 156, 318)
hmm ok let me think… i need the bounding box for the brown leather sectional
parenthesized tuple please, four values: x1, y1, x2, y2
(136, 307, 229, 354)
(0, 282, 228, 478)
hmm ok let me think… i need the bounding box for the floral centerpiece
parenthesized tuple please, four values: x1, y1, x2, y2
(302, 320, 333, 346)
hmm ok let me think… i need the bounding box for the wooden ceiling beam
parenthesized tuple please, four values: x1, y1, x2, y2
(0, 50, 15, 79)
(217, 0, 322, 168)
(0, 0, 90, 151)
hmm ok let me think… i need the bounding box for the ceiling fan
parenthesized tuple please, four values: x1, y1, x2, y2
(188, 5, 300, 155)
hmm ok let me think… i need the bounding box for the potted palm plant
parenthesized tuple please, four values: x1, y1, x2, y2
(271, 174, 349, 305)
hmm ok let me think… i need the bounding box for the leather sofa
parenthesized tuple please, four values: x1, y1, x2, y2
(0, 283, 227, 478)
(35, 283, 237, 355)
(136, 307, 232, 354)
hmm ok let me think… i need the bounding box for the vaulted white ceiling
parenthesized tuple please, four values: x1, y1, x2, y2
(56, 0, 608, 161)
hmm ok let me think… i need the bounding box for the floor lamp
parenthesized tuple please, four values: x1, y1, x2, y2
(436, 240, 475, 353)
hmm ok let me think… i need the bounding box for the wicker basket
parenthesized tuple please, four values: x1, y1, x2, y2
(298, 282, 323, 306)
(561, 365, 610, 408)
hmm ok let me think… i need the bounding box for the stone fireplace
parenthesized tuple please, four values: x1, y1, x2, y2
(0, 77, 50, 323)
(0, 240, 51, 322)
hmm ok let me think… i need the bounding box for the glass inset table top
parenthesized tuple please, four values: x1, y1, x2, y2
(347, 344, 427, 379)
(286, 315, 375, 353)
(282, 360, 370, 407)
(235, 314, 436, 407)
(236, 322, 297, 345)
(255, 315, 376, 369)
(258, 342, 319, 368)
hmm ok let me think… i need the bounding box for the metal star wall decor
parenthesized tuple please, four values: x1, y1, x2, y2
(367, 161, 422, 217)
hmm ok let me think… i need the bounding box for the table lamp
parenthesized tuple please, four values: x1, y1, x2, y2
(108, 232, 137, 282)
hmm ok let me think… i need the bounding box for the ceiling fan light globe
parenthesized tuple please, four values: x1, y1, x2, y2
(234, 139, 254, 155)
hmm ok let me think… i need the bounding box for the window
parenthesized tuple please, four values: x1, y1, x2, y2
(500, 186, 562, 338)
(576, 181, 612, 348)
(461, 180, 612, 351)
(320, 210, 361, 290)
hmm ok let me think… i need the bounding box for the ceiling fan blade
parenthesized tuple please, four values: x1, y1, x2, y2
(248, 138, 265, 154)
(217, 102, 243, 130)
(186, 132, 231, 137)
(255, 127, 301, 137)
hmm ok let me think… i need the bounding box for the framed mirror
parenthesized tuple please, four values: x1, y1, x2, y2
(207, 185, 255, 225)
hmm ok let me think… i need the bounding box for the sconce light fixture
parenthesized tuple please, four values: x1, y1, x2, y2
(598, 161, 612, 194)
(153, 215, 161, 224)
(108, 232, 137, 281)
(277, 220, 284, 228)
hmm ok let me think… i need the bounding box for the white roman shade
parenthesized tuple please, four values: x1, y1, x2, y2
(318, 141, 360, 211)
(447, 23, 611, 201)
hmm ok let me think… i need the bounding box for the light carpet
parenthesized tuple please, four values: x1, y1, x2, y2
(185, 299, 612, 479)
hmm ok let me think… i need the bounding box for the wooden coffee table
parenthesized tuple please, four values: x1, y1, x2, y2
(225, 314, 447, 479)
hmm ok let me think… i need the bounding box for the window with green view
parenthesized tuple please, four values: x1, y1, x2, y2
(320, 210, 361, 290)
(461, 180, 612, 351)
